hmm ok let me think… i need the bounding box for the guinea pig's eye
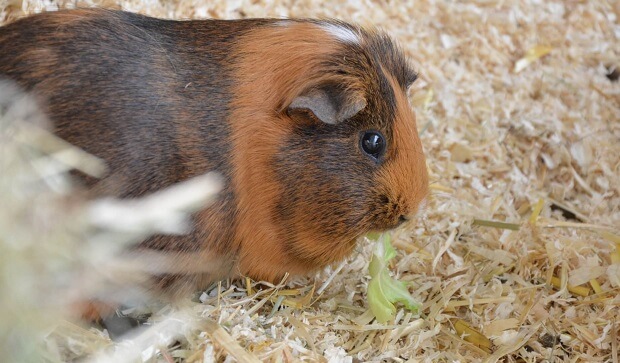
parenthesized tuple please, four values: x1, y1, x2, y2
(360, 131, 386, 160)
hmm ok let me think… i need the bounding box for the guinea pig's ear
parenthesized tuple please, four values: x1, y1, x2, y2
(287, 84, 366, 125)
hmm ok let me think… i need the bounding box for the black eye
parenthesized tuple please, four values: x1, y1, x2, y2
(360, 131, 386, 160)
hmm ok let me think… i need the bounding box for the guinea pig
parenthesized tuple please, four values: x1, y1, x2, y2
(0, 9, 429, 296)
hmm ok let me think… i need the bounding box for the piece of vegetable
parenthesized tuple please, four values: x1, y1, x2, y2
(367, 234, 420, 323)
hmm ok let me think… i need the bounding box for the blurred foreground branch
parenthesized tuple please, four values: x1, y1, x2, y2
(0, 79, 223, 361)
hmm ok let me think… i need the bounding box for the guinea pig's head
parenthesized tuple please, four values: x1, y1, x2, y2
(232, 20, 429, 277)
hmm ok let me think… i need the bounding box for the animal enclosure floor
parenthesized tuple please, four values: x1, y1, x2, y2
(1, 0, 619, 362)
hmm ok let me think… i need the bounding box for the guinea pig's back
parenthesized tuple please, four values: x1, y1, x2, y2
(0, 9, 257, 197)
(0, 9, 275, 293)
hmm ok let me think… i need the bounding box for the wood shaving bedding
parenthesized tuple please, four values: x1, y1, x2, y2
(0, 0, 618, 362)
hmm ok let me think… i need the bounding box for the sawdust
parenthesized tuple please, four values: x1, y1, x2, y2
(1, 0, 619, 362)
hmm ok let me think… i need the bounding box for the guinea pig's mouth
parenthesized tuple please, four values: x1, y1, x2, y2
(386, 214, 410, 230)
(366, 215, 408, 234)
(390, 196, 429, 230)
(371, 201, 427, 232)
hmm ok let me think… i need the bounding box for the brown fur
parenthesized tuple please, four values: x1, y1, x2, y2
(0, 10, 429, 305)
(230, 23, 361, 281)
(73, 300, 116, 323)
(230, 22, 429, 281)
(376, 71, 429, 220)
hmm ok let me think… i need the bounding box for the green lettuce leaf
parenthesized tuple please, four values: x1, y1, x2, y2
(367, 234, 420, 323)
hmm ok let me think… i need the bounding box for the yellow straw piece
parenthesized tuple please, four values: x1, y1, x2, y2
(589, 279, 603, 295)
(473, 219, 521, 231)
(454, 319, 492, 352)
(514, 45, 553, 73)
(529, 198, 544, 225)
(598, 231, 620, 245)
(550, 276, 590, 297)
(429, 183, 454, 193)
(446, 297, 514, 310)
(245, 277, 253, 296)
(271, 286, 315, 309)
(612, 248, 620, 264)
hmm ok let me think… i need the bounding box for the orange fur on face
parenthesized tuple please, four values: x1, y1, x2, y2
(376, 72, 429, 222)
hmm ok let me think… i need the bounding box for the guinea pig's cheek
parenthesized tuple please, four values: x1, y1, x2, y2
(379, 72, 430, 221)
(360, 191, 395, 231)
